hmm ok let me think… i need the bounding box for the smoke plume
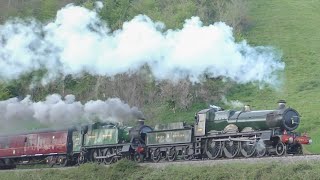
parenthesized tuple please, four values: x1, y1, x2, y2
(221, 96, 245, 109)
(0, 94, 144, 128)
(0, 3, 284, 85)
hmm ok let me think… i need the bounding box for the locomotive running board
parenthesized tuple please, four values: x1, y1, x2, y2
(212, 137, 258, 142)
(205, 130, 272, 140)
(94, 154, 120, 159)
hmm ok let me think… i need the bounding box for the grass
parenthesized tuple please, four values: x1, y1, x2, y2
(142, 102, 207, 126)
(143, 0, 320, 153)
(113, 101, 208, 129)
(1, 160, 320, 180)
(224, 0, 320, 153)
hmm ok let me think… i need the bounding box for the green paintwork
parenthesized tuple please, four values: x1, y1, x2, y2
(72, 130, 81, 152)
(230, 110, 274, 130)
(154, 122, 185, 131)
(118, 127, 130, 143)
(83, 124, 131, 147)
(146, 129, 192, 145)
(196, 108, 277, 134)
(84, 128, 118, 146)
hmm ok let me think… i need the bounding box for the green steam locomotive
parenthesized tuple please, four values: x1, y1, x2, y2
(76, 121, 153, 164)
(145, 100, 311, 162)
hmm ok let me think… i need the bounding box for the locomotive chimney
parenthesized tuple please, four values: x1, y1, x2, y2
(138, 119, 145, 126)
(277, 100, 286, 109)
(244, 105, 251, 112)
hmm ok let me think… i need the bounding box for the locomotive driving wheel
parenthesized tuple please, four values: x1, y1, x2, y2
(223, 140, 240, 158)
(77, 155, 85, 165)
(151, 148, 161, 163)
(255, 140, 266, 157)
(77, 149, 87, 165)
(93, 149, 104, 164)
(91, 150, 97, 163)
(113, 147, 121, 163)
(240, 141, 256, 158)
(275, 142, 286, 156)
(103, 149, 114, 164)
(205, 139, 222, 159)
(167, 147, 177, 162)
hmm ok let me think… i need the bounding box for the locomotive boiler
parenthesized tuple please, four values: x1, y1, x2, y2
(195, 100, 300, 135)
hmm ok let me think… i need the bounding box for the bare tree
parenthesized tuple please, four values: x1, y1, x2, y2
(159, 79, 193, 112)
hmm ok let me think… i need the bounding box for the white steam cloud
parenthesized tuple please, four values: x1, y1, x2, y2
(221, 96, 245, 109)
(0, 94, 144, 128)
(0, 3, 284, 85)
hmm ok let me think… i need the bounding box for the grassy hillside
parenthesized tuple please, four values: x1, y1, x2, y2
(146, 0, 320, 152)
(1, 160, 320, 180)
(232, 0, 320, 152)
(0, 0, 319, 152)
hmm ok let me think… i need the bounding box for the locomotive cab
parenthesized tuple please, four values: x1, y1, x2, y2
(129, 120, 153, 145)
(194, 109, 211, 136)
(194, 107, 231, 136)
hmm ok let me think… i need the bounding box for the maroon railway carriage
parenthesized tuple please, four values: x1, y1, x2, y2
(0, 128, 75, 168)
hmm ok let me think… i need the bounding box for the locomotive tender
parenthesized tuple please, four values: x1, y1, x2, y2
(0, 100, 312, 168)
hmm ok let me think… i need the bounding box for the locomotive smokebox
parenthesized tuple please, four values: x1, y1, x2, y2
(266, 107, 300, 131)
(280, 108, 300, 131)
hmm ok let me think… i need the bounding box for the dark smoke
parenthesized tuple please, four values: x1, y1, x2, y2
(0, 94, 144, 129)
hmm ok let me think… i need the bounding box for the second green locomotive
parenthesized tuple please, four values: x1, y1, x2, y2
(76, 121, 152, 164)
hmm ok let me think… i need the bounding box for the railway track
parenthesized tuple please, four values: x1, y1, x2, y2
(1, 154, 320, 172)
(143, 154, 320, 168)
